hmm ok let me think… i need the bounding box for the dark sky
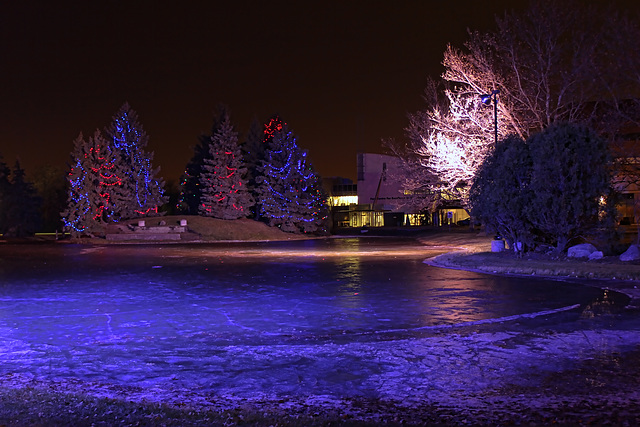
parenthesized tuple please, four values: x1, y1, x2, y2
(2, 1, 536, 182)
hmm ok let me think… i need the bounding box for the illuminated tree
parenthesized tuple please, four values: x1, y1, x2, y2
(61, 130, 127, 236)
(408, 1, 640, 207)
(256, 117, 327, 233)
(104, 103, 166, 218)
(199, 109, 254, 219)
(252, 115, 285, 221)
(406, 77, 497, 207)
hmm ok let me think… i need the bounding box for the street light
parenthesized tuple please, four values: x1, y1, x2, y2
(480, 89, 500, 144)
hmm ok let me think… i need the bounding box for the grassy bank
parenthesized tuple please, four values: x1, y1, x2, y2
(418, 229, 640, 301)
(430, 250, 640, 281)
(419, 230, 640, 280)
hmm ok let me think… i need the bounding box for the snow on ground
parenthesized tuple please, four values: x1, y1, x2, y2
(1, 317, 640, 422)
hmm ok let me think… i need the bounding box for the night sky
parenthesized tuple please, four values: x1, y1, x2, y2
(0, 1, 580, 183)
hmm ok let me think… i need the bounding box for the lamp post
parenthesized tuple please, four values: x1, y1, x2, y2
(480, 89, 500, 144)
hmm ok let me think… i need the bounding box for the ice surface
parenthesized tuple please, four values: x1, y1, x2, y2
(0, 237, 638, 420)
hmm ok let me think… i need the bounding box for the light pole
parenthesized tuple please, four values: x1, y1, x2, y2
(480, 89, 500, 144)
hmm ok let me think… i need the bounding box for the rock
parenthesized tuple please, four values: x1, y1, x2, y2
(512, 241, 525, 252)
(588, 251, 603, 260)
(620, 245, 640, 262)
(567, 243, 597, 258)
(491, 240, 505, 252)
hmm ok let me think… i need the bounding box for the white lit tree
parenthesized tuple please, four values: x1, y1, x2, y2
(408, 1, 640, 207)
(407, 78, 498, 207)
(199, 109, 254, 219)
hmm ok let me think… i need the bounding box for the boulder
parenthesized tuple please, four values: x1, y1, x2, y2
(491, 239, 505, 252)
(588, 251, 604, 260)
(567, 243, 597, 258)
(620, 244, 640, 262)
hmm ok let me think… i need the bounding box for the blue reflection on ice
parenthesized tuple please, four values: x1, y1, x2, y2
(0, 238, 617, 348)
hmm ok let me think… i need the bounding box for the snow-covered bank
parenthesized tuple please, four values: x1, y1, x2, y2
(2, 322, 640, 424)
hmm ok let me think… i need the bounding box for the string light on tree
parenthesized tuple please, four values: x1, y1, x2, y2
(256, 116, 327, 233)
(62, 103, 166, 237)
(62, 130, 127, 235)
(104, 103, 166, 218)
(198, 108, 254, 219)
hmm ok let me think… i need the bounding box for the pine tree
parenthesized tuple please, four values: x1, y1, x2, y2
(104, 103, 166, 218)
(3, 161, 42, 237)
(199, 109, 254, 219)
(180, 134, 210, 214)
(242, 117, 265, 186)
(241, 117, 264, 218)
(0, 155, 13, 234)
(251, 115, 285, 221)
(61, 131, 127, 236)
(256, 117, 327, 233)
(179, 104, 229, 214)
(31, 164, 68, 233)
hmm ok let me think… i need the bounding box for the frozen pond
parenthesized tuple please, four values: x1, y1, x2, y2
(0, 237, 639, 421)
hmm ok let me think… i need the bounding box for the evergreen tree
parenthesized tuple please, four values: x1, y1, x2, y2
(32, 164, 68, 233)
(527, 123, 617, 253)
(61, 131, 127, 236)
(470, 134, 534, 252)
(179, 137, 207, 214)
(252, 115, 285, 221)
(199, 109, 254, 219)
(242, 117, 265, 186)
(0, 155, 13, 234)
(256, 117, 327, 233)
(104, 103, 166, 218)
(4, 161, 42, 237)
(241, 117, 264, 218)
(179, 104, 229, 214)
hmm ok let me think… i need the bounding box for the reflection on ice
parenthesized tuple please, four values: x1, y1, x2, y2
(0, 238, 627, 345)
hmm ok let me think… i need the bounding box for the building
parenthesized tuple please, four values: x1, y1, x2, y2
(325, 153, 470, 230)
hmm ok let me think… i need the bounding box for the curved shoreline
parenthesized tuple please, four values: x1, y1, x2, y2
(424, 248, 640, 306)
